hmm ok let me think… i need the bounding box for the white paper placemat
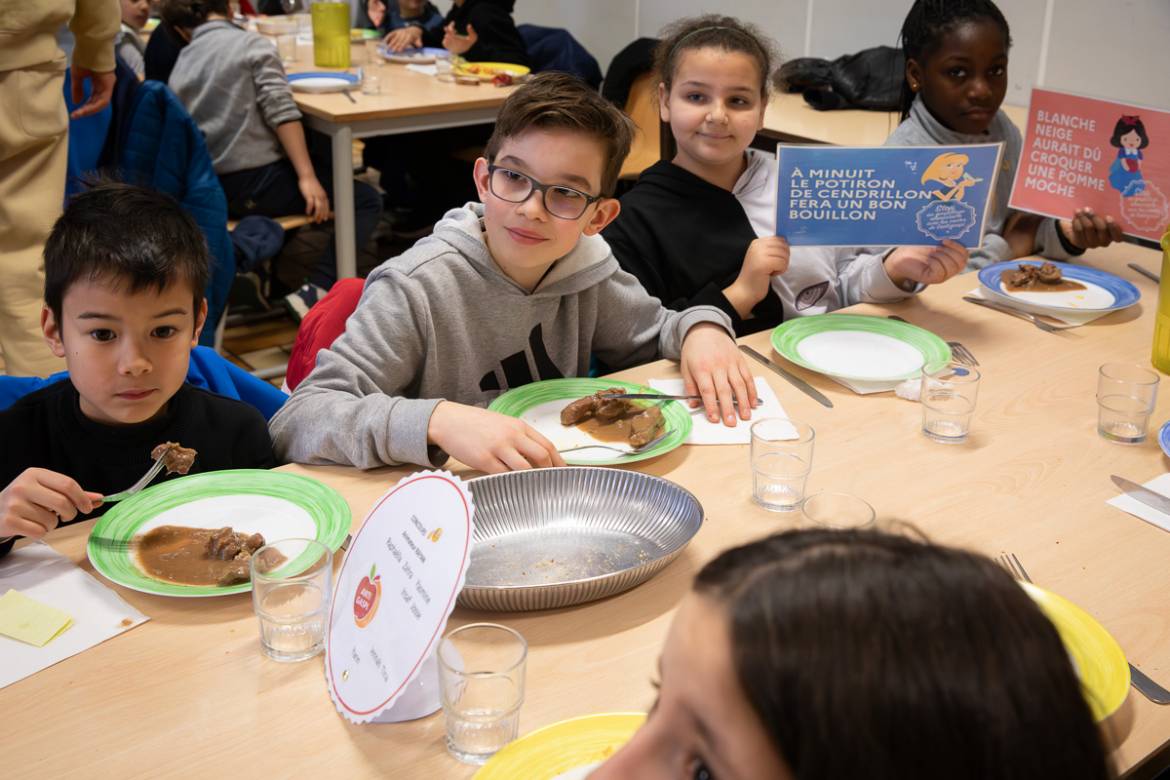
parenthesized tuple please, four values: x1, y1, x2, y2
(648, 377, 787, 444)
(0, 542, 148, 689)
(405, 63, 438, 76)
(1106, 473, 1170, 534)
(967, 287, 1111, 325)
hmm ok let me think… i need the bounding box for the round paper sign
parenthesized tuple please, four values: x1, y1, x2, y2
(325, 471, 474, 724)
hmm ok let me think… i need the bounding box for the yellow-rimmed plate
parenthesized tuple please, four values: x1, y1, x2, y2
(452, 61, 530, 81)
(1023, 582, 1130, 721)
(474, 712, 644, 779)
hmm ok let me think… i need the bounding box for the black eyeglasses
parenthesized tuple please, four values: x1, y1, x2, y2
(487, 164, 603, 220)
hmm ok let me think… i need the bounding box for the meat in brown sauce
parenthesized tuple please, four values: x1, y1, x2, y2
(151, 442, 197, 474)
(561, 390, 666, 447)
(1004, 262, 1085, 292)
(133, 525, 284, 587)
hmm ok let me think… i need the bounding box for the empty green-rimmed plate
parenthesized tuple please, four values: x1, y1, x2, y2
(488, 378, 693, 466)
(771, 314, 951, 382)
(87, 470, 350, 597)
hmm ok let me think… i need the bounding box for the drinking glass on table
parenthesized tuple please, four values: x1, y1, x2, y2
(276, 33, 297, 64)
(1097, 362, 1159, 444)
(251, 538, 331, 662)
(437, 623, 527, 765)
(921, 362, 981, 444)
(750, 418, 814, 512)
(800, 491, 876, 530)
(364, 38, 382, 68)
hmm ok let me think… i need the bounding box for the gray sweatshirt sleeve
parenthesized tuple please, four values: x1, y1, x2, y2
(248, 38, 302, 129)
(590, 267, 734, 368)
(268, 273, 445, 469)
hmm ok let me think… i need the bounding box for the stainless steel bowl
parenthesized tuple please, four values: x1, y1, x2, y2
(459, 467, 704, 612)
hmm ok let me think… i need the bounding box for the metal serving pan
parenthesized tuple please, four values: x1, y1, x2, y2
(459, 467, 704, 612)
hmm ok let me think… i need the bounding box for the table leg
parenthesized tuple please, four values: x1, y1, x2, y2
(331, 124, 357, 280)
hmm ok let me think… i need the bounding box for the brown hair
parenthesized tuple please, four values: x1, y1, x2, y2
(654, 15, 778, 100)
(158, 0, 230, 29)
(484, 72, 634, 197)
(695, 529, 1113, 780)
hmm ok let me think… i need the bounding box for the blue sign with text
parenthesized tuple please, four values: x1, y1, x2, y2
(775, 143, 1004, 247)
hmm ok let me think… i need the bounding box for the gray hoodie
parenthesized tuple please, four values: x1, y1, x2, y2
(887, 97, 1079, 269)
(269, 203, 733, 469)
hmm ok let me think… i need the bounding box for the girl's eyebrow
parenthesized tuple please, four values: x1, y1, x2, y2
(680, 79, 756, 93)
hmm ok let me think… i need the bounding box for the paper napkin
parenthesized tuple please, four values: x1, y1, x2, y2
(648, 377, 789, 444)
(0, 590, 72, 647)
(1106, 473, 1170, 534)
(0, 542, 148, 689)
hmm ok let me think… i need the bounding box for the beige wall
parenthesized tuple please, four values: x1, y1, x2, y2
(512, 0, 1169, 109)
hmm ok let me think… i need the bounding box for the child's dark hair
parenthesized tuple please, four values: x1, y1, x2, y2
(898, 0, 1013, 119)
(654, 15, 777, 101)
(44, 181, 210, 326)
(158, 0, 230, 29)
(484, 72, 634, 197)
(694, 529, 1113, 780)
(1110, 115, 1150, 149)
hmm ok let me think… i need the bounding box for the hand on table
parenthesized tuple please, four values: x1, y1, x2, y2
(0, 469, 102, 541)
(1060, 207, 1123, 250)
(679, 323, 758, 426)
(298, 175, 332, 223)
(69, 66, 115, 119)
(884, 240, 969, 288)
(442, 22, 477, 55)
(427, 401, 566, 474)
(723, 236, 790, 319)
(385, 25, 423, 52)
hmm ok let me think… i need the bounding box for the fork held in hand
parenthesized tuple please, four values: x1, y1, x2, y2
(996, 552, 1170, 705)
(102, 457, 167, 503)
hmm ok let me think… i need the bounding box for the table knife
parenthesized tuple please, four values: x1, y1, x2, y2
(1111, 475, 1170, 516)
(738, 345, 833, 409)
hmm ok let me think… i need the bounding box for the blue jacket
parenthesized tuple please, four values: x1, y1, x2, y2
(518, 25, 601, 89)
(111, 81, 235, 346)
(0, 346, 288, 421)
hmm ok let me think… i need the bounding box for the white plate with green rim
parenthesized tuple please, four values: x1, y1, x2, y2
(87, 470, 351, 597)
(488, 378, 692, 466)
(770, 314, 951, 383)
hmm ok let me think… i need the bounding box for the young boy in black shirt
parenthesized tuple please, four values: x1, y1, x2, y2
(0, 183, 276, 559)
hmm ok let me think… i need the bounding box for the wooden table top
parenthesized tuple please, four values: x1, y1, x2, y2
(762, 91, 1029, 146)
(287, 58, 516, 125)
(4, 242, 1169, 778)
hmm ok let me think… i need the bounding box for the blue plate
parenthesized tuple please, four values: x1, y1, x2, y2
(1159, 420, 1170, 458)
(978, 260, 1140, 313)
(287, 72, 359, 93)
(379, 46, 449, 63)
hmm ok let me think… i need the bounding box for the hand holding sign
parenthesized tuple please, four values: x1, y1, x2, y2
(885, 240, 969, 288)
(724, 237, 791, 318)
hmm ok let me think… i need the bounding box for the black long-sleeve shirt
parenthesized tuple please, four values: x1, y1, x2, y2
(603, 160, 783, 337)
(0, 382, 276, 559)
(423, 0, 529, 66)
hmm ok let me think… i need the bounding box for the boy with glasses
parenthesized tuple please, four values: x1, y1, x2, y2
(271, 73, 757, 474)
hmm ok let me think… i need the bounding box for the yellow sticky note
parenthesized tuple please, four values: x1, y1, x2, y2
(0, 589, 73, 647)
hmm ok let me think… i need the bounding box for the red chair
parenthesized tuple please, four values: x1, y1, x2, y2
(285, 277, 364, 391)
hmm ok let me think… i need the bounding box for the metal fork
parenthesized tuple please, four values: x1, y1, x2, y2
(996, 552, 1170, 705)
(102, 457, 167, 503)
(557, 431, 669, 456)
(886, 316, 978, 366)
(963, 295, 1078, 333)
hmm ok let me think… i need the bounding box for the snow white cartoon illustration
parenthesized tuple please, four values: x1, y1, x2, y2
(921, 152, 983, 201)
(1109, 115, 1149, 196)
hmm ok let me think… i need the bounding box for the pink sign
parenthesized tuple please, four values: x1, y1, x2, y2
(1009, 88, 1170, 242)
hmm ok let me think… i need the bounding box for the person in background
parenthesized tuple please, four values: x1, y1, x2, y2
(161, 0, 382, 320)
(0, 0, 118, 377)
(384, 0, 528, 65)
(365, 0, 442, 39)
(116, 0, 151, 78)
(593, 529, 1113, 780)
(892, 0, 1120, 268)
